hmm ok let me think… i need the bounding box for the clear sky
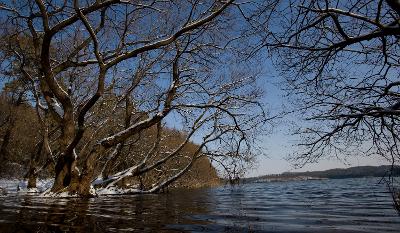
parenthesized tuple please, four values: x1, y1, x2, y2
(246, 123, 389, 177)
(245, 63, 391, 177)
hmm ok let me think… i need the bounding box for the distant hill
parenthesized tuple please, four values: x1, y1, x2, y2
(247, 165, 400, 183)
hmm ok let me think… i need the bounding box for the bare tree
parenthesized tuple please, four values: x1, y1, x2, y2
(251, 0, 400, 210)
(0, 32, 48, 179)
(0, 28, 58, 186)
(0, 0, 268, 196)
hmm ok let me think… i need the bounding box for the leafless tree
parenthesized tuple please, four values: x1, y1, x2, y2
(251, 0, 400, 211)
(0, 33, 47, 179)
(0, 0, 268, 196)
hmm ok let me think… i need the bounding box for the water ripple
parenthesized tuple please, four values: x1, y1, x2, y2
(0, 177, 399, 232)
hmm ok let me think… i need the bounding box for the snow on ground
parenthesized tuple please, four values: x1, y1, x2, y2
(97, 186, 140, 195)
(0, 178, 143, 196)
(0, 179, 53, 195)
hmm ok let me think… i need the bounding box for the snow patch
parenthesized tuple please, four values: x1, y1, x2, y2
(0, 179, 144, 197)
(97, 186, 140, 196)
(0, 179, 53, 195)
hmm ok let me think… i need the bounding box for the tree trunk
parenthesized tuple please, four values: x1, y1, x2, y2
(25, 141, 42, 189)
(51, 151, 79, 193)
(50, 117, 80, 193)
(0, 122, 12, 164)
(77, 145, 105, 196)
(27, 169, 37, 189)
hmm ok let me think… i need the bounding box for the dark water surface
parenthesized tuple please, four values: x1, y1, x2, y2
(0, 177, 399, 232)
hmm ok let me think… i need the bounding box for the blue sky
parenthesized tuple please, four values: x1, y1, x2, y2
(244, 62, 390, 177)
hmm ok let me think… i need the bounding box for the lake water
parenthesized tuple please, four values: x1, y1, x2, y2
(0, 177, 399, 232)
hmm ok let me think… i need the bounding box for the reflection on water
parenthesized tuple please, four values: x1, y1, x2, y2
(0, 178, 399, 232)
